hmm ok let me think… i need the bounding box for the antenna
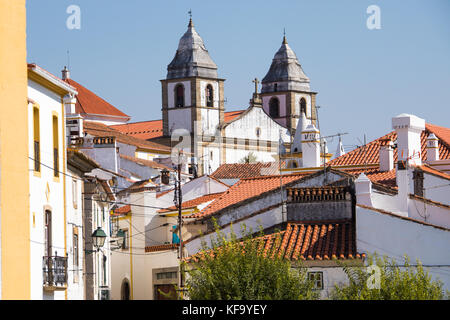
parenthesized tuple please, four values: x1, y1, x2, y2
(67, 50, 71, 70)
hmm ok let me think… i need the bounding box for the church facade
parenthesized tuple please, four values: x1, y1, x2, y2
(156, 18, 323, 175)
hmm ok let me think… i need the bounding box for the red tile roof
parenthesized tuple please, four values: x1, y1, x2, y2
(211, 162, 281, 179)
(224, 110, 245, 122)
(110, 110, 245, 140)
(113, 204, 131, 216)
(188, 220, 363, 262)
(110, 120, 164, 140)
(329, 124, 450, 167)
(83, 121, 170, 153)
(328, 123, 450, 188)
(65, 79, 130, 119)
(269, 221, 363, 261)
(416, 163, 450, 181)
(145, 243, 179, 253)
(190, 173, 309, 220)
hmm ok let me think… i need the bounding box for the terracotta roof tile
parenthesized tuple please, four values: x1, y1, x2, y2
(328, 123, 450, 189)
(110, 120, 163, 140)
(191, 173, 309, 220)
(416, 163, 450, 181)
(188, 220, 363, 262)
(211, 162, 281, 179)
(329, 124, 450, 168)
(113, 204, 131, 216)
(145, 243, 179, 253)
(109, 110, 245, 140)
(65, 79, 130, 119)
(83, 121, 170, 153)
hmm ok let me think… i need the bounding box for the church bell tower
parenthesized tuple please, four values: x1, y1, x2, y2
(161, 17, 225, 175)
(260, 34, 318, 134)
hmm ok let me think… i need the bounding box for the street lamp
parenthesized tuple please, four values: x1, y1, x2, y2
(116, 229, 126, 248)
(92, 227, 107, 250)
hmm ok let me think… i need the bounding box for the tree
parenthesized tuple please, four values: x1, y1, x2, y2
(239, 152, 258, 164)
(331, 253, 448, 300)
(183, 223, 318, 300)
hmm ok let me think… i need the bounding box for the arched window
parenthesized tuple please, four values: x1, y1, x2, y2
(121, 279, 130, 300)
(300, 98, 307, 115)
(206, 84, 213, 107)
(269, 97, 280, 118)
(175, 84, 184, 108)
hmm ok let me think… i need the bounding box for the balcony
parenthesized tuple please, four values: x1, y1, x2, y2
(43, 256, 68, 291)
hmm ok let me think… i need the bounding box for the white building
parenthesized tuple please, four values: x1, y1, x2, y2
(27, 63, 77, 299)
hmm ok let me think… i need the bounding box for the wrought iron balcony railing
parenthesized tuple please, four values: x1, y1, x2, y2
(43, 256, 68, 290)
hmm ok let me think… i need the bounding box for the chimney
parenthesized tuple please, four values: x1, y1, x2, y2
(62, 66, 70, 80)
(392, 114, 425, 168)
(301, 123, 321, 168)
(355, 173, 373, 207)
(379, 139, 394, 172)
(426, 133, 439, 162)
(63, 93, 76, 114)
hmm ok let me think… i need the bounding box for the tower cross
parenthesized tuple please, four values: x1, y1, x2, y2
(252, 77, 260, 95)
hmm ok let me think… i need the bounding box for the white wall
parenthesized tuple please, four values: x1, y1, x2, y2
(65, 171, 85, 300)
(224, 106, 290, 164)
(28, 80, 67, 300)
(356, 205, 450, 292)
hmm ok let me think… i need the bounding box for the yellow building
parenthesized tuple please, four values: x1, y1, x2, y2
(0, 0, 30, 299)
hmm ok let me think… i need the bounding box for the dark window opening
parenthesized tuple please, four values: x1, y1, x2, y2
(175, 84, 185, 108)
(269, 97, 280, 118)
(206, 84, 213, 107)
(300, 98, 307, 115)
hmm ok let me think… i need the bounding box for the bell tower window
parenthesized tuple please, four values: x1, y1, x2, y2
(269, 97, 280, 118)
(300, 98, 306, 115)
(175, 84, 185, 108)
(206, 84, 213, 107)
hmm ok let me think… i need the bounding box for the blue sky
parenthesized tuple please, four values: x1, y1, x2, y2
(26, 0, 450, 151)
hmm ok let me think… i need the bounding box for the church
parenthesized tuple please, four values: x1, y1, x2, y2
(111, 17, 332, 176)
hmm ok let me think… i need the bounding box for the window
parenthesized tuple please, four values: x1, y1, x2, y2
(274, 83, 278, 92)
(72, 179, 78, 208)
(300, 98, 307, 116)
(103, 255, 107, 286)
(308, 272, 323, 290)
(175, 84, 184, 108)
(156, 271, 178, 280)
(206, 84, 213, 107)
(122, 229, 129, 250)
(73, 227, 79, 283)
(52, 115, 59, 177)
(44, 210, 52, 257)
(33, 107, 40, 172)
(269, 97, 280, 118)
(256, 127, 261, 138)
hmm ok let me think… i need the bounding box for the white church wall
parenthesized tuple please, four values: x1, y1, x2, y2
(168, 108, 191, 133)
(223, 106, 290, 164)
(200, 108, 220, 136)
